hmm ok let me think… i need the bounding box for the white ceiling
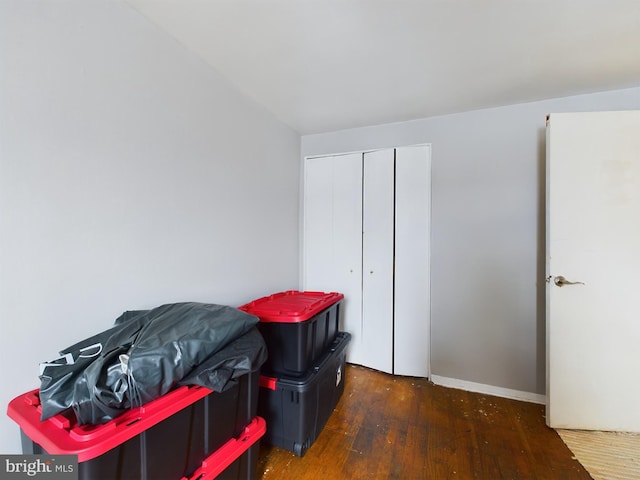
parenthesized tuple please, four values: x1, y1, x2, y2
(125, 0, 640, 134)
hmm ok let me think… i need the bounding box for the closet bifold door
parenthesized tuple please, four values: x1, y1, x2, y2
(362, 149, 394, 374)
(303, 153, 364, 366)
(393, 145, 431, 377)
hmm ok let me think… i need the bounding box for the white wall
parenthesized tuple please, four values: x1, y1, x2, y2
(302, 86, 640, 397)
(0, 0, 300, 453)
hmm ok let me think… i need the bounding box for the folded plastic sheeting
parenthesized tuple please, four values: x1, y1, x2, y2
(38, 302, 267, 425)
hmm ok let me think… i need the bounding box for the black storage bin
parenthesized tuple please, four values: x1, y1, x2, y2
(9, 369, 260, 480)
(257, 332, 350, 456)
(239, 290, 344, 377)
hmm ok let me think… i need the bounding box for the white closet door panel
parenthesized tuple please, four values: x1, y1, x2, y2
(331, 153, 364, 365)
(362, 149, 394, 374)
(303, 158, 334, 289)
(394, 145, 431, 377)
(303, 154, 364, 365)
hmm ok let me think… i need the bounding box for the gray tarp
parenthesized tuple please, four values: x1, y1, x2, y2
(38, 302, 267, 425)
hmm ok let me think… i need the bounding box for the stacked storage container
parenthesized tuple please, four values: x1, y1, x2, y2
(8, 341, 265, 480)
(239, 290, 350, 457)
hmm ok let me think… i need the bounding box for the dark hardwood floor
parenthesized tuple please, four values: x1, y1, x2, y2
(256, 364, 591, 479)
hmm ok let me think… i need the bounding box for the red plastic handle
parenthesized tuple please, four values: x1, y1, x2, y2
(181, 417, 266, 480)
(259, 376, 277, 391)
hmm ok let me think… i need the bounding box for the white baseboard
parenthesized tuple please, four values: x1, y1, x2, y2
(430, 375, 546, 405)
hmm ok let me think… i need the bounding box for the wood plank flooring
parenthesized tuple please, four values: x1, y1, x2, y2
(256, 364, 591, 479)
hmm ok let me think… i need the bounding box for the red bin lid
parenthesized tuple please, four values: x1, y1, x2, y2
(7, 385, 212, 462)
(238, 290, 344, 323)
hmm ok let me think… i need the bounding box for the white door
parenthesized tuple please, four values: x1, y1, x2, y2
(362, 149, 394, 374)
(394, 145, 431, 377)
(303, 153, 364, 364)
(546, 111, 640, 431)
